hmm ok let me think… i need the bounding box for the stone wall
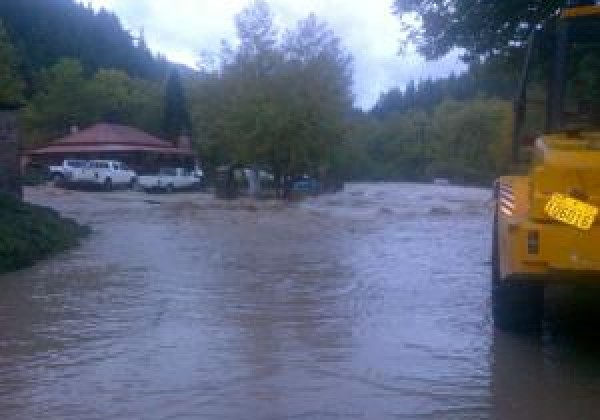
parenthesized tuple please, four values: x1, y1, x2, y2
(0, 109, 22, 199)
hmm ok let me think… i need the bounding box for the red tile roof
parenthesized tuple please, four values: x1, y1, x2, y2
(29, 143, 193, 155)
(28, 123, 194, 156)
(52, 123, 172, 147)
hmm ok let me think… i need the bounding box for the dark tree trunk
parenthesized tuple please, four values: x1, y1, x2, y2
(272, 165, 282, 199)
(282, 174, 291, 200)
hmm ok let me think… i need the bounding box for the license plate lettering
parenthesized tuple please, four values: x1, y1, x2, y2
(545, 193, 598, 230)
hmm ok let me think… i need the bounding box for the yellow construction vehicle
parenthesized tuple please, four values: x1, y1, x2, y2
(492, 0, 600, 329)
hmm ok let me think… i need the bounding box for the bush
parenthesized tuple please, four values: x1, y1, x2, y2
(0, 193, 89, 273)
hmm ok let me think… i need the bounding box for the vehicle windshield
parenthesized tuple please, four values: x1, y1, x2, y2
(159, 168, 176, 176)
(561, 16, 600, 130)
(66, 160, 86, 168)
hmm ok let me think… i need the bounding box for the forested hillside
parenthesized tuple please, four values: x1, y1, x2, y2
(0, 0, 559, 185)
(0, 0, 168, 85)
(0, 0, 180, 146)
(372, 58, 518, 119)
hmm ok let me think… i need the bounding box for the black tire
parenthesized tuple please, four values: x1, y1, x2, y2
(492, 208, 544, 331)
(133, 180, 145, 192)
(104, 178, 113, 191)
(166, 184, 174, 194)
(129, 178, 137, 189)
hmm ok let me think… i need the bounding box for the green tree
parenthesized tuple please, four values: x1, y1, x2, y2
(229, 0, 282, 167)
(345, 96, 513, 183)
(163, 69, 191, 142)
(89, 69, 163, 133)
(427, 99, 512, 183)
(281, 14, 353, 180)
(0, 21, 23, 105)
(235, 0, 278, 61)
(189, 2, 353, 194)
(24, 58, 91, 146)
(190, 0, 284, 181)
(24, 59, 164, 147)
(394, 0, 563, 59)
(90, 69, 136, 123)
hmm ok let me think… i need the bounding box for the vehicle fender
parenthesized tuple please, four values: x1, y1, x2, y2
(495, 176, 530, 218)
(495, 176, 532, 279)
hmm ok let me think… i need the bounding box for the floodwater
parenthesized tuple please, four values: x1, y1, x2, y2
(2, 184, 600, 419)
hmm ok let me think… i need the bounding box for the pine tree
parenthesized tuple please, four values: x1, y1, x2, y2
(163, 69, 191, 142)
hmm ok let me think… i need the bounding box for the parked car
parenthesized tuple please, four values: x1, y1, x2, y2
(68, 160, 137, 190)
(48, 159, 88, 186)
(137, 167, 202, 193)
(290, 175, 320, 195)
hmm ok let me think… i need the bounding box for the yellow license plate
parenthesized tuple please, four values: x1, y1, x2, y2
(545, 193, 598, 230)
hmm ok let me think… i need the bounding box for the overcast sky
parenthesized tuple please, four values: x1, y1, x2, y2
(86, 0, 464, 109)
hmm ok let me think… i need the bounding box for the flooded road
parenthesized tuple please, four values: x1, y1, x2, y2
(2, 183, 600, 419)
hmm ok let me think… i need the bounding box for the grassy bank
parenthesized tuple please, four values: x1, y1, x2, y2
(0, 193, 89, 273)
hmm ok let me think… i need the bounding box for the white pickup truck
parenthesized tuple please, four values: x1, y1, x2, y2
(137, 167, 201, 193)
(68, 160, 137, 190)
(48, 159, 88, 185)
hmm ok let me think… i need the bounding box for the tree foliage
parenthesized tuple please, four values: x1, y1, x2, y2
(24, 59, 89, 144)
(0, 0, 169, 83)
(23, 59, 163, 147)
(0, 21, 24, 105)
(394, 0, 563, 59)
(345, 98, 513, 184)
(372, 58, 518, 119)
(0, 0, 176, 147)
(163, 70, 191, 142)
(345, 54, 518, 183)
(190, 1, 353, 185)
(427, 99, 512, 181)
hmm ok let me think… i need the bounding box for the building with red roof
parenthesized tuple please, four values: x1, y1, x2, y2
(25, 123, 197, 173)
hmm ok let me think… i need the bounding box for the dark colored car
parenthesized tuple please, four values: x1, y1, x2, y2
(290, 176, 320, 195)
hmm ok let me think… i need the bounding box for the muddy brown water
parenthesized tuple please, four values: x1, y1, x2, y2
(2, 184, 600, 419)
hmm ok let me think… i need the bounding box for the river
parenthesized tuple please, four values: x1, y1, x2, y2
(1, 183, 600, 419)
